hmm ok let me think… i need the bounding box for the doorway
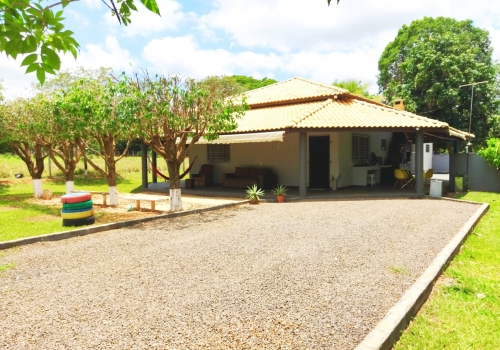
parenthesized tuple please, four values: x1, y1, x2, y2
(309, 136, 330, 188)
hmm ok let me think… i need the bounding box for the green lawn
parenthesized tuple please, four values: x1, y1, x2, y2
(0, 154, 181, 241)
(395, 192, 500, 349)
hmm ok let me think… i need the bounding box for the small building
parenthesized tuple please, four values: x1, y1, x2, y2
(143, 77, 473, 196)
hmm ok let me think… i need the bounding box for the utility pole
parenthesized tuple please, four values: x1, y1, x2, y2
(459, 80, 488, 136)
(459, 80, 488, 188)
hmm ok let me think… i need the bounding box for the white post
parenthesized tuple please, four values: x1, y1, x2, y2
(109, 186, 119, 206)
(169, 188, 183, 212)
(66, 181, 74, 194)
(32, 179, 43, 198)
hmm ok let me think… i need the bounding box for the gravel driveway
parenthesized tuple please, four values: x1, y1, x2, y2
(0, 199, 481, 349)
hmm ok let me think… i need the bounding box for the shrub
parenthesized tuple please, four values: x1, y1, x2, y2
(477, 138, 500, 169)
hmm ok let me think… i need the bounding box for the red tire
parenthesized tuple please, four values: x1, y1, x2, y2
(61, 192, 92, 204)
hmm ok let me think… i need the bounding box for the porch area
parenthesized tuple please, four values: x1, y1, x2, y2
(141, 181, 444, 201)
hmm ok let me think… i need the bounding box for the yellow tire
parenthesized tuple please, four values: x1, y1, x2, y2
(61, 208, 94, 219)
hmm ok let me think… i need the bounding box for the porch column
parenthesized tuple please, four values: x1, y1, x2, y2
(415, 130, 424, 197)
(141, 142, 148, 189)
(299, 132, 307, 197)
(152, 151, 157, 183)
(449, 140, 460, 192)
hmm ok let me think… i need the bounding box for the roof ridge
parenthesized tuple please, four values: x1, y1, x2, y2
(294, 77, 350, 94)
(242, 77, 298, 95)
(354, 99, 448, 127)
(290, 99, 334, 127)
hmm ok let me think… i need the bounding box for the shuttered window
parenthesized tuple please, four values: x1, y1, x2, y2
(352, 134, 370, 161)
(207, 144, 230, 163)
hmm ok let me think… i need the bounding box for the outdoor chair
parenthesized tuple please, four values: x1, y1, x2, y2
(424, 168, 434, 190)
(394, 169, 410, 188)
(191, 164, 214, 187)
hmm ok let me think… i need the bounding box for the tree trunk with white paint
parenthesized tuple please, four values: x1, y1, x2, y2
(65, 181, 74, 194)
(169, 188, 183, 212)
(32, 179, 43, 198)
(167, 161, 183, 212)
(109, 186, 119, 206)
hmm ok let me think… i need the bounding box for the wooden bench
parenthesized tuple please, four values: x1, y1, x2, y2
(72, 190, 109, 206)
(121, 194, 168, 211)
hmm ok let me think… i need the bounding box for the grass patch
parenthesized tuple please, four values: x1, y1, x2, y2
(391, 266, 410, 275)
(0, 199, 67, 241)
(0, 262, 16, 274)
(0, 153, 191, 241)
(394, 192, 500, 349)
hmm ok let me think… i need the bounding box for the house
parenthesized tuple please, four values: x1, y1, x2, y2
(146, 77, 473, 196)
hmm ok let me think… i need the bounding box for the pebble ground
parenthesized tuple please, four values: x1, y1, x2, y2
(0, 199, 480, 349)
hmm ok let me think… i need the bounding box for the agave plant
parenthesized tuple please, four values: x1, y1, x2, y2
(271, 185, 288, 196)
(246, 184, 265, 203)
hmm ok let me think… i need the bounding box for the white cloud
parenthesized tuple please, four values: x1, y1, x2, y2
(0, 56, 38, 100)
(141, 35, 383, 93)
(104, 0, 193, 37)
(142, 36, 282, 78)
(81, 0, 102, 10)
(200, 0, 500, 55)
(61, 36, 136, 73)
(0, 36, 134, 99)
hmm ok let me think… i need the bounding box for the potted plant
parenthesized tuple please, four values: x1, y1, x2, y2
(330, 174, 340, 190)
(246, 184, 265, 204)
(271, 185, 288, 203)
(454, 173, 468, 192)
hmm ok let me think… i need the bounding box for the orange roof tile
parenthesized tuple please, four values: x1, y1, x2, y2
(226, 77, 473, 140)
(243, 77, 349, 106)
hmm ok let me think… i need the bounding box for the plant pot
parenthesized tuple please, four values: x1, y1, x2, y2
(455, 176, 468, 192)
(249, 198, 259, 204)
(276, 195, 285, 203)
(330, 181, 338, 191)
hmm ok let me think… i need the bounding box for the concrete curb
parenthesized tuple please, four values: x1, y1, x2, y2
(0, 201, 247, 251)
(355, 201, 489, 350)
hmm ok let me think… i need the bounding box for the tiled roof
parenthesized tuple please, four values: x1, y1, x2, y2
(243, 77, 349, 106)
(227, 77, 473, 140)
(295, 99, 450, 129)
(230, 99, 475, 140)
(233, 101, 329, 132)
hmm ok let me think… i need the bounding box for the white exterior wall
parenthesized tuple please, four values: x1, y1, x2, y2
(189, 133, 300, 186)
(189, 131, 393, 188)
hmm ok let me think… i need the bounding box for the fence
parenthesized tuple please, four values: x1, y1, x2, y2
(449, 153, 500, 193)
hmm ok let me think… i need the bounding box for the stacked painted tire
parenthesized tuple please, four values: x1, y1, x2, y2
(61, 193, 96, 227)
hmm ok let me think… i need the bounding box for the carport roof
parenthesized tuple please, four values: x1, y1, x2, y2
(228, 78, 473, 140)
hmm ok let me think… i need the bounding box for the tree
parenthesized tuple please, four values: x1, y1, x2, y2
(487, 61, 500, 139)
(60, 76, 134, 205)
(130, 74, 248, 212)
(477, 138, 500, 169)
(333, 79, 373, 98)
(227, 75, 277, 92)
(40, 68, 112, 193)
(378, 17, 500, 146)
(0, 95, 52, 197)
(0, 0, 159, 84)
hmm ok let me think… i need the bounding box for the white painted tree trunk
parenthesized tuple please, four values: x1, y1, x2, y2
(109, 186, 119, 206)
(169, 188, 183, 212)
(32, 179, 43, 198)
(66, 181, 74, 194)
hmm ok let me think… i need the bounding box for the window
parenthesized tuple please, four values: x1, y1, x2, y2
(207, 144, 230, 163)
(352, 134, 370, 161)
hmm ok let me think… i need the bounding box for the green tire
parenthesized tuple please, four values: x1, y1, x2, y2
(62, 200, 93, 210)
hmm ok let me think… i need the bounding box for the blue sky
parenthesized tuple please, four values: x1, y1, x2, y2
(1, 0, 499, 99)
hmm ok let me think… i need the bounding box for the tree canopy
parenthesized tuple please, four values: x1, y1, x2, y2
(333, 79, 373, 99)
(227, 75, 277, 92)
(0, 0, 159, 84)
(378, 17, 500, 145)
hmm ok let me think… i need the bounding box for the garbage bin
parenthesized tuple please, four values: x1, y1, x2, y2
(430, 179, 442, 197)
